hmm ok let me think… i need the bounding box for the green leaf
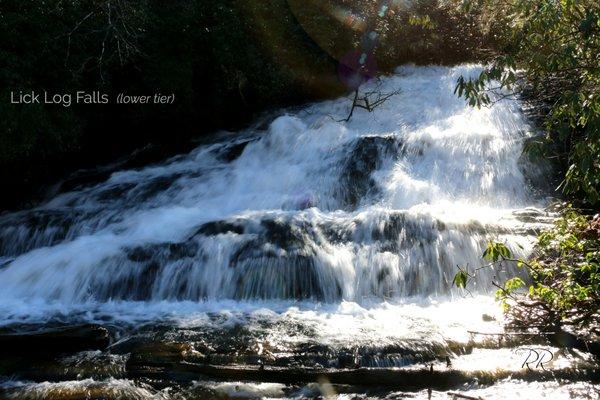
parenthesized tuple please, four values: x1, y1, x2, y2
(505, 277, 525, 291)
(453, 270, 468, 289)
(483, 242, 512, 262)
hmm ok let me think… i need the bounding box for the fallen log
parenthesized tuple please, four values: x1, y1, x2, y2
(127, 362, 600, 390)
(448, 392, 485, 400)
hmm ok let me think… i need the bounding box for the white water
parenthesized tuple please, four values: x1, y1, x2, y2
(0, 65, 549, 325)
(4, 379, 597, 400)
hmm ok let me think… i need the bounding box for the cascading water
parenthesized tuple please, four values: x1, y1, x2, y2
(3, 65, 585, 400)
(0, 65, 545, 307)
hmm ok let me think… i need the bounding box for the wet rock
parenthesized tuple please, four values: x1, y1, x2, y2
(0, 256, 12, 270)
(0, 325, 110, 357)
(231, 239, 268, 264)
(218, 139, 257, 162)
(123, 143, 187, 170)
(128, 342, 205, 366)
(89, 172, 186, 204)
(482, 314, 496, 322)
(167, 361, 599, 391)
(126, 341, 206, 381)
(53, 143, 189, 196)
(353, 211, 440, 253)
(340, 136, 398, 208)
(215, 216, 347, 300)
(318, 220, 354, 244)
(125, 241, 199, 262)
(130, 173, 182, 202)
(0, 379, 162, 400)
(168, 242, 199, 259)
(125, 245, 155, 262)
(54, 168, 115, 194)
(261, 218, 308, 250)
(233, 255, 328, 300)
(0, 210, 81, 257)
(0, 350, 129, 383)
(549, 329, 600, 357)
(227, 216, 320, 257)
(196, 220, 245, 236)
(101, 260, 161, 301)
(511, 207, 552, 224)
(94, 182, 137, 201)
(518, 134, 562, 196)
(370, 213, 408, 242)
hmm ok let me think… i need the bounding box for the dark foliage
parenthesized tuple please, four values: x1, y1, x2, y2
(0, 0, 340, 210)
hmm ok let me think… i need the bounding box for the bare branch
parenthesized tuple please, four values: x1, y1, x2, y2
(339, 86, 401, 122)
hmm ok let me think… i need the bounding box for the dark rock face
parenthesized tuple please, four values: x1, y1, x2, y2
(196, 220, 245, 236)
(126, 342, 207, 375)
(234, 255, 328, 300)
(102, 261, 162, 301)
(217, 139, 258, 162)
(0, 325, 110, 357)
(0, 210, 82, 257)
(11, 209, 468, 303)
(110, 242, 203, 301)
(227, 217, 335, 300)
(518, 135, 562, 198)
(260, 218, 311, 251)
(0, 317, 597, 397)
(126, 242, 199, 262)
(93, 215, 342, 301)
(340, 136, 399, 207)
(1, 207, 510, 304)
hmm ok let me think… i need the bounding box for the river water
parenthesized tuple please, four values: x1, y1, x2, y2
(0, 65, 596, 399)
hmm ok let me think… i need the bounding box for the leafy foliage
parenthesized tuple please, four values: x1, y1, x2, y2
(451, 241, 514, 292)
(289, 0, 491, 71)
(456, 0, 600, 206)
(529, 209, 600, 329)
(454, 208, 600, 334)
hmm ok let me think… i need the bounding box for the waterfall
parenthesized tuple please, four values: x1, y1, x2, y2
(0, 65, 549, 317)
